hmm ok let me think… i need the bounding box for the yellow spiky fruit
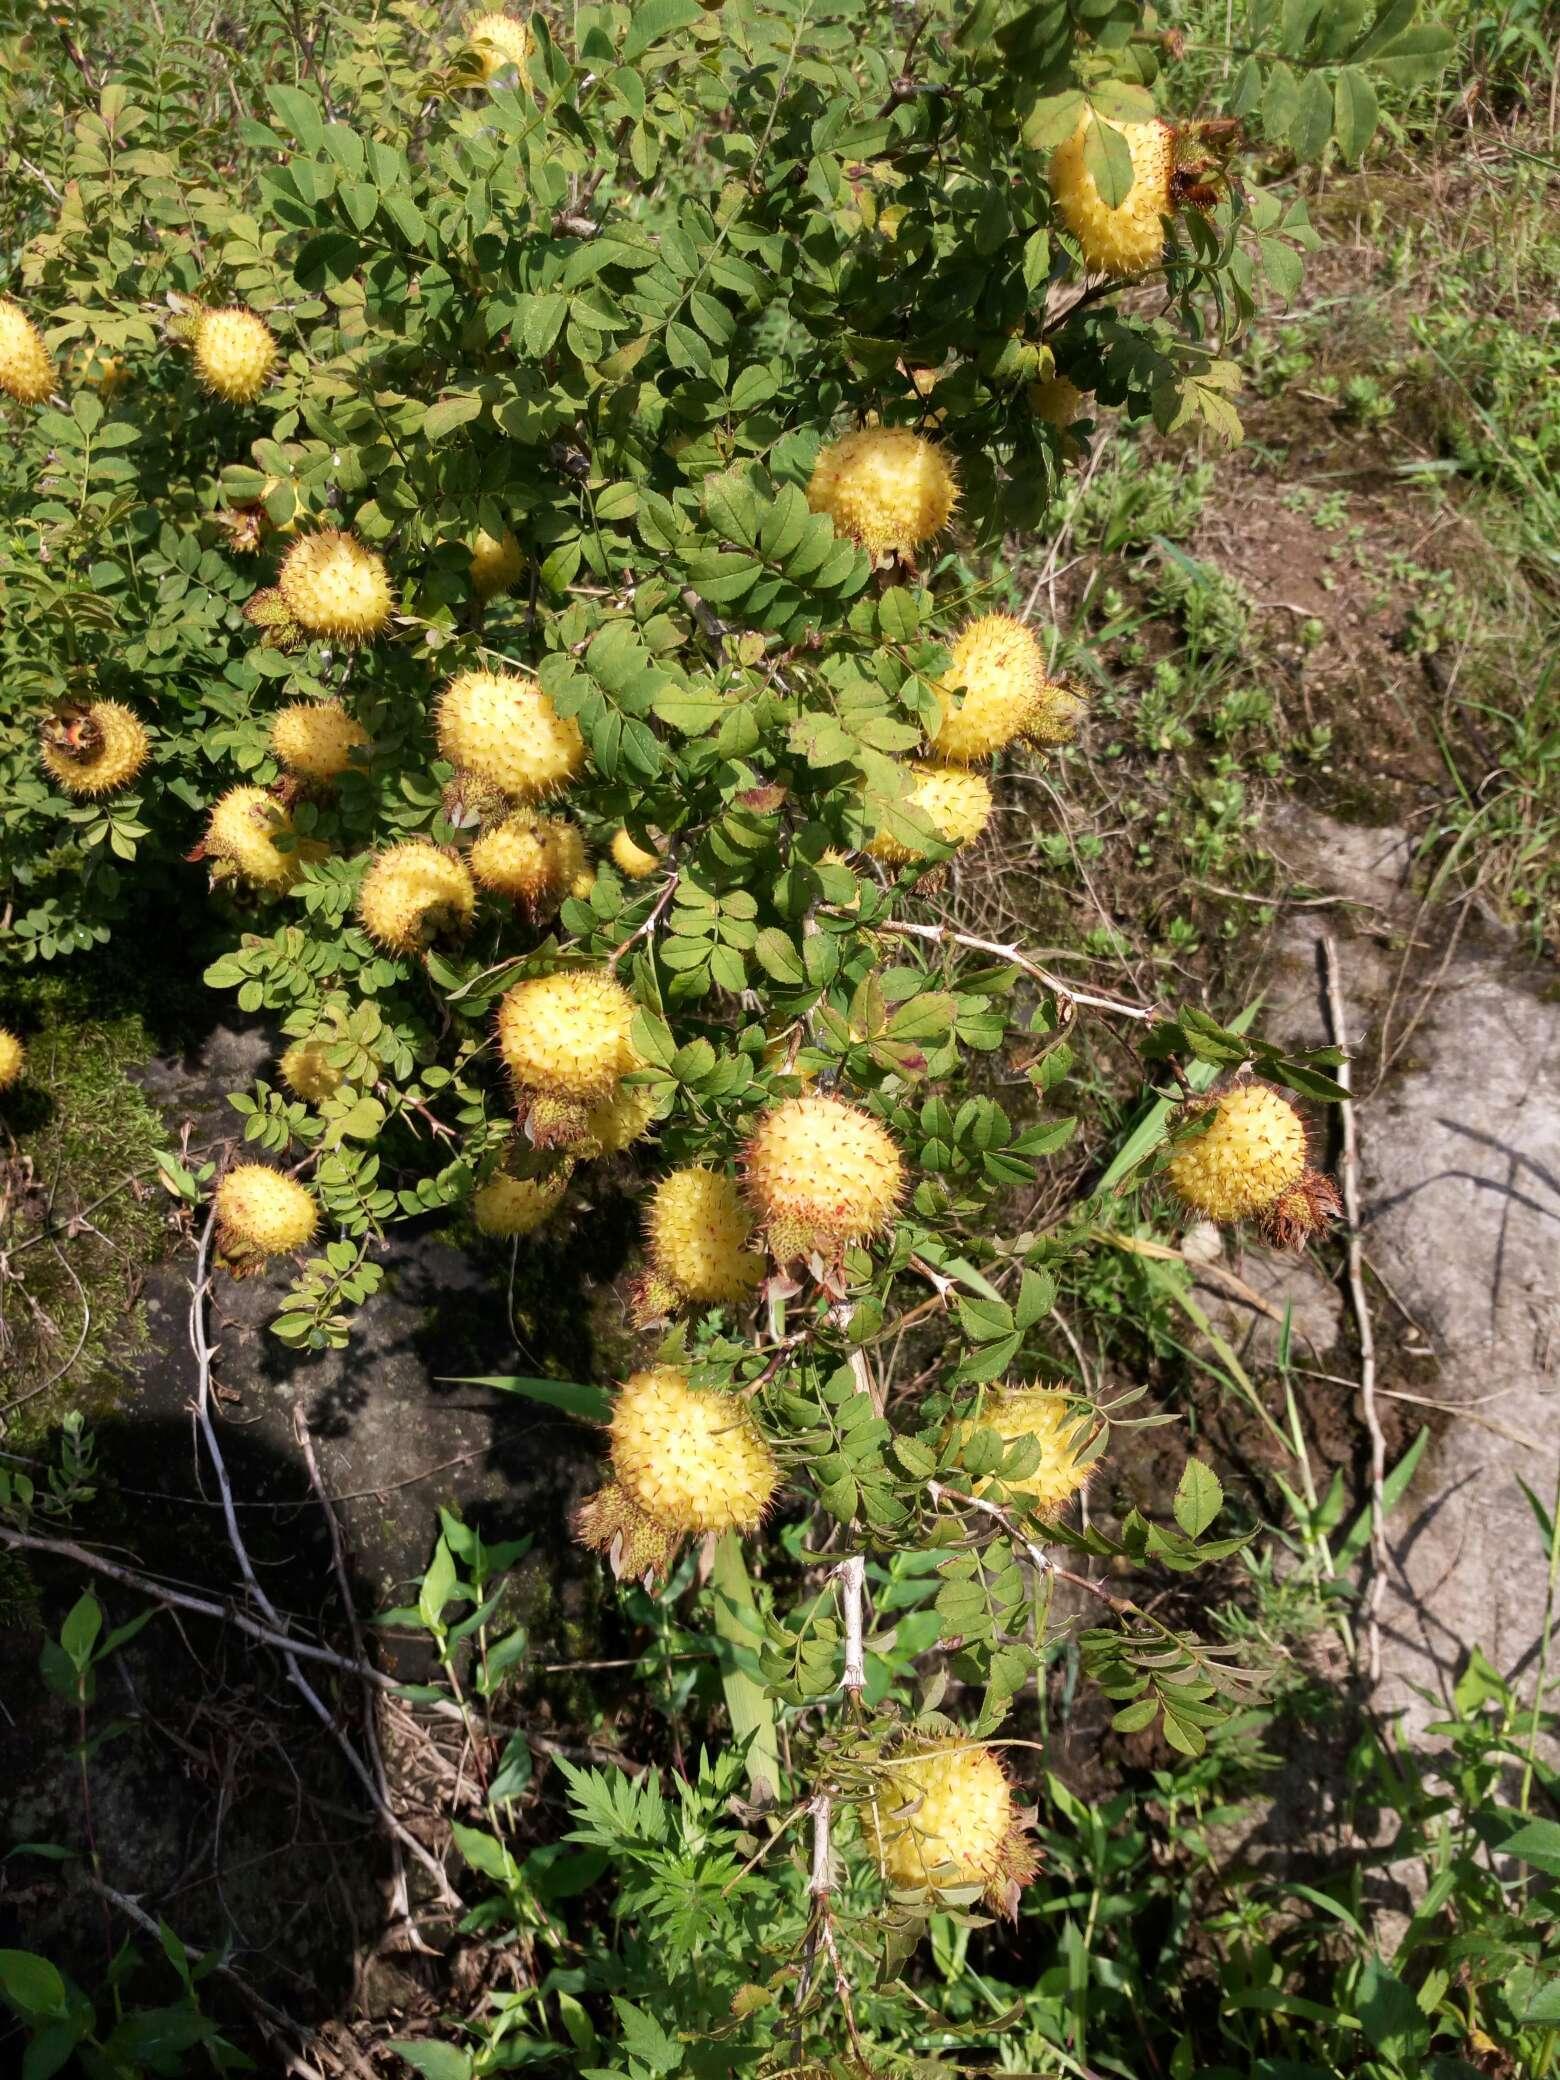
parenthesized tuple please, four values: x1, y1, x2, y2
(931, 615, 1049, 765)
(435, 669, 586, 803)
(40, 701, 150, 796)
(269, 700, 369, 783)
(214, 1163, 318, 1256)
(192, 306, 277, 404)
(1030, 375, 1086, 429)
(279, 1038, 344, 1105)
(278, 531, 393, 644)
(609, 1366, 778, 1534)
(611, 827, 662, 880)
(468, 9, 532, 74)
(0, 1029, 26, 1091)
(866, 762, 992, 865)
(0, 301, 55, 405)
(954, 1386, 1096, 1517)
(807, 427, 957, 560)
(1049, 116, 1175, 277)
(497, 970, 638, 1105)
(357, 842, 476, 955)
(744, 1094, 904, 1257)
(580, 1079, 659, 1156)
(80, 348, 130, 398)
(645, 1166, 765, 1305)
(470, 812, 588, 919)
(469, 526, 525, 599)
(205, 786, 314, 890)
(1166, 1083, 1308, 1222)
(473, 1164, 571, 1238)
(865, 1741, 1020, 1900)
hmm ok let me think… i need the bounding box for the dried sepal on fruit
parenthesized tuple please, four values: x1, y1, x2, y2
(573, 1482, 678, 1585)
(744, 1094, 905, 1262)
(191, 306, 277, 403)
(1165, 1081, 1310, 1225)
(214, 1163, 318, 1267)
(40, 701, 150, 796)
(277, 531, 392, 643)
(243, 587, 305, 654)
(357, 842, 476, 955)
(863, 1737, 1039, 1916)
(806, 426, 957, 561)
(435, 669, 586, 803)
(269, 700, 369, 783)
(0, 301, 55, 404)
(497, 970, 639, 1107)
(1254, 1168, 1342, 1250)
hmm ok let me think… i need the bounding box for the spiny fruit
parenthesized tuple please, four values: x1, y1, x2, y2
(269, 699, 368, 783)
(0, 1029, 25, 1091)
(357, 842, 476, 955)
(954, 1386, 1097, 1517)
(40, 701, 150, 796)
(435, 669, 586, 803)
(865, 1740, 1034, 1911)
(205, 785, 313, 890)
(1030, 375, 1087, 429)
(867, 762, 992, 864)
(611, 827, 662, 881)
(931, 614, 1049, 765)
(214, 1164, 318, 1257)
(608, 1366, 779, 1533)
(1166, 1082, 1308, 1223)
(469, 526, 524, 599)
(470, 812, 588, 920)
(279, 1037, 344, 1106)
(473, 1164, 571, 1238)
(744, 1094, 904, 1257)
(497, 970, 638, 1105)
(277, 531, 392, 643)
(807, 427, 957, 560)
(579, 1078, 659, 1156)
(645, 1166, 765, 1306)
(192, 306, 277, 404)
(0, 301, 55, 405)
(468, 9, 531, 74)
(1049, 116, 1175, 277)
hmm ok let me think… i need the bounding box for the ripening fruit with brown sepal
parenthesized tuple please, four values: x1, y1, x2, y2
(1048, 115, 1176, 277)
(1166, 1081, 1339, 1248)
(269, 700, 369, 784)
(435, 669, 586, 804)
(497, 970, 639, 1111)
(277, 531, 392, 644)
(641, 1165, 765, 1310)
(203, 786, 322, 892)
(472, 1163, 572, 1239)
(40, 701, 150, 797)
(743, 1093, 905, 1264)
(470, 812, 590, 922)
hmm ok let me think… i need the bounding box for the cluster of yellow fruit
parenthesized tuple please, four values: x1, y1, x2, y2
(1166, 1082, 1341, 1248)
(575, 1364, 780, 1581)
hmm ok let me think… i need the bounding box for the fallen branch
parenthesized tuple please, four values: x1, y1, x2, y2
(865, 918, 1158, 1023)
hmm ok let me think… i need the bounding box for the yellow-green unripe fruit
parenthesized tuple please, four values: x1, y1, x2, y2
(269, 700, 368, 782)
(865, 1742, 1016, 1898)
(497, 970, 639, 1104)
(610, 1366, 778, 1534)
(357, 842, 476, 955)
(645, 1166, 765, 1305)
(580, 1079, 659, 1156)
(467, 9, 532, 74)
(1049, 117, 1174, 277)
(0, 1029, 26, 1091)
(1166, 1083, 1307, 1222)
(277, 531, 393, 643)
(744, 1094, 904, 1255)
(215, 1164, 318, 1256)
(1030, 375, 1086, 429)
(0, 301, 55, 404)
(807, 427, 957, 560)
(954, 1386, 1096, 1517)
(469, 527, 524, 599)
(40, 701, 150, 796)
(470, 813, 588, 917)
(435, 669, 586, 803)
(867, 762, 992, 864)
(473, 1165, 571, 1238)
(205, 786, 312, 890)
(611, 827, 662, 880)
(279, 1038, 343, 1105)
(931, 615, 1049, 765)
(192, 307, 277, 404)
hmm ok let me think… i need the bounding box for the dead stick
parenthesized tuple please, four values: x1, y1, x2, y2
(1320, 934, 1386, 1686)
(864, 918, 1158, 1022)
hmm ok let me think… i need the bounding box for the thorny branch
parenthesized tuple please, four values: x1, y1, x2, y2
(862, 917, 1159, 1023)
